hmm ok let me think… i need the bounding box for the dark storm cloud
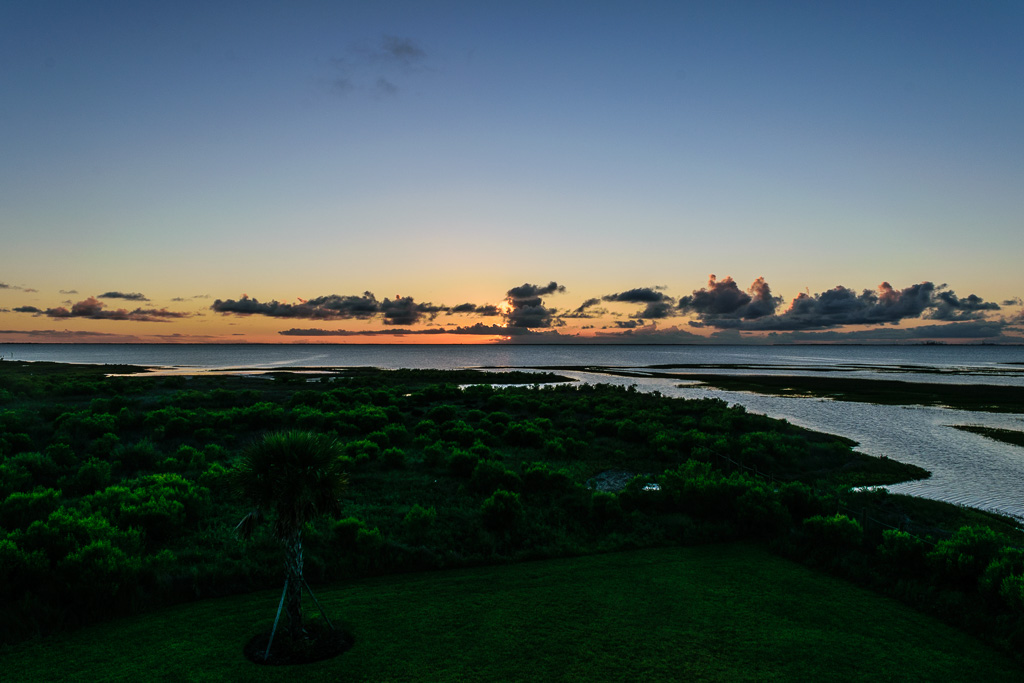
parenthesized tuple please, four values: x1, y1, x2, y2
(450, 303, 500, 316)
(279, 327, 445, 337)
(279, 323, 536, 337)
(600, 288, 678, 320)
(379, 297, 447, 325)
(602, 287, 672, 304)
(38, 297, 190, 322)
(212, 292, 453, 324)
(212, 293, 382, 320)
(677, 278, 991, 332)
(507, 282, 566, 300)
(637, 301, 676, 319)
(926, 289, 1001, 321)
(503, 281, 566, 329)
(719, 282, 934, 331)
(678, 275, 779, 321)
(99, 291, 149, 302)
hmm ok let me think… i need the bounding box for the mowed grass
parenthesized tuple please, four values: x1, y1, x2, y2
(4, 544, 1019, 682)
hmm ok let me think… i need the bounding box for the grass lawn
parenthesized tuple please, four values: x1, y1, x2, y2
(4, 543, 1019, 682)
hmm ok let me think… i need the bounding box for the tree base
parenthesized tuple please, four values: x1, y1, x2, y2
(243, 621, 353, 666)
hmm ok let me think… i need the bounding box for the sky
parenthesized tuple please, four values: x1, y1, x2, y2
(1, 0, 1022, 344)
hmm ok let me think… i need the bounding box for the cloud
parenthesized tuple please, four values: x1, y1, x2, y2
(450, 303, 500, 316)
(13, 306, 42, 313)
(678, 275, 780, 323)
(375, 77, 398, 95)
(381, 35, 427, 65)
(379, 296, 446, 325)
(212, 292, 449, 324)
(0, 283, 9, 289)
(32, 296, 190, 322)
(677, 278, 1000, 332)
(767, 320, 1010, 342)
(562, 298, 606, 319)
(329, 35, 428, 97)
(1001, 297, 1022, 307)
(0, 329, 130, 339)
(0, 282, 31, 292)
(926, 289, 1001, 321)
(602, 287, 678, 320)
(59, 289, 78, 295)
(99, 291, 149, 302)
(504, 281, 566, 328)
(278, 323, 535, 337)
(212, 293, 382, 319)
(591, 324, 707, 343)
(603, 287, 669, 304)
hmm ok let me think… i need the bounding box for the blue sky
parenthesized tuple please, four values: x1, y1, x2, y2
(1, 1, 1022, 343)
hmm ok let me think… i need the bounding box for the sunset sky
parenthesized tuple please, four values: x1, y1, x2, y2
(2, 1, 1022, 344)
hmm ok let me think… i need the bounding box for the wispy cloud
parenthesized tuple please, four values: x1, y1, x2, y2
(328, 35, 429, 97)
(99, 291, 149, 302)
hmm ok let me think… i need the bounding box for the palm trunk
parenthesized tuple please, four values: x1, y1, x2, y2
(284, 528, 304, 639)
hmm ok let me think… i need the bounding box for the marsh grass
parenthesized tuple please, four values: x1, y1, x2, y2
(4, 544, 1019, 682)
(661, 373, 1024, 413)
(951, 425, 1024, 448)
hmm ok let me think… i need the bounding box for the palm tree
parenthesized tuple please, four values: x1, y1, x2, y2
(232, 430, 348, 646)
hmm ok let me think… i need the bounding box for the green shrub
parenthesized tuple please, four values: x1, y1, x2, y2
(481, 489, 523, 532)
(333, 517, 367, 552)
(469, 461, 522, 494)
(980, 547, 1024, 604)
(801, 514, 863, 550)
(401, 504, 437, 541)
(343, 439, 381, 463)
(928, 525, 1003, 588)
(522, 463, 573, 493)
(382, 447, 406, 468)
(446, 450, 479, 478)
(877, 529, 929, 577)
(0, 488, 62, 530)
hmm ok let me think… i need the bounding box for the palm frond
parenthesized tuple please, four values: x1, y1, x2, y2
(235, 508, 263, 540)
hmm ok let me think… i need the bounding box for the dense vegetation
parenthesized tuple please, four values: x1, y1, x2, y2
(1, 360, 1023, 666)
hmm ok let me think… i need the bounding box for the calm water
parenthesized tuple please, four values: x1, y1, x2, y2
(3, 343, 1023, 519)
